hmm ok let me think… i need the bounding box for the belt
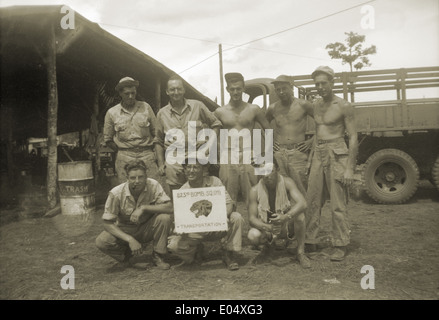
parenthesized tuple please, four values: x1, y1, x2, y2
(316, 137, 344, 145)
(278, 142, 301, 150)
(118, 146, 153, 151)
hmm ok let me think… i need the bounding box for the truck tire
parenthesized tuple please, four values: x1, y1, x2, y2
(363, 149, 419, 204)
(432, 156, 439, 192)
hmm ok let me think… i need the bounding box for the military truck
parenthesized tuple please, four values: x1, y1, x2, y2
(244, 66, 439, 204)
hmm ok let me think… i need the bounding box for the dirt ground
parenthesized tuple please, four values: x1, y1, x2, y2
(0, 180, 438, 301)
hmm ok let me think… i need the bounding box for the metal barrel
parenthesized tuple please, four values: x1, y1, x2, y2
(57, 161, 95, 215)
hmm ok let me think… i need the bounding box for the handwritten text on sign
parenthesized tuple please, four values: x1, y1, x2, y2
(173, 186, 228, 233)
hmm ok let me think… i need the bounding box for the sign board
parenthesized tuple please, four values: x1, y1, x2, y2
(173, 186, 228, 234)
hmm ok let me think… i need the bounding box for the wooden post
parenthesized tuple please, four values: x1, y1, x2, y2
(46, 22, 58, 209)
(219, 44, 225, 106)
(93, 88, 101, 172)
(400, 68, 408, 128)
(155, 78, 161, 112)
(5, 107, 15, 186)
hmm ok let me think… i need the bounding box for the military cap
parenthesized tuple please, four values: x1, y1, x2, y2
(115, 77, 139, 92)
(271, 75, 293, 85)
(311, 66, 335, 80)
(224, 72, 244, 84)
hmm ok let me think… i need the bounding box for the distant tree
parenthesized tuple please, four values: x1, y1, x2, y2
(326, 31, 377, 72)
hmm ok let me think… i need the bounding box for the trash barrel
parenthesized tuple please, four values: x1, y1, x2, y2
(58, 161, 95, 215)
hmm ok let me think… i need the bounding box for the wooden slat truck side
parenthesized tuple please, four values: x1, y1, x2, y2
(244, 66, 439, 204)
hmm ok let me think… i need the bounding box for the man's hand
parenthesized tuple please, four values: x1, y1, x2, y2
(297, 137, 313, 153)
(130, 208, 144, 224)
(269, 213, 288, 225)
(128, 237, 142, 255)
(158, 164, 166, 176)
(342, 168, 355, 186)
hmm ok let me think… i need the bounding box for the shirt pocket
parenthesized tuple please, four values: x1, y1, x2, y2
(134, 114, 150, 128)
(114, 120, 128, 132)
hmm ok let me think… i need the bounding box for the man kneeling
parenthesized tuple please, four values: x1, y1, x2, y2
(247, 159, 311, 268)
(167, 158, 244, 271)
(96, 160, 173, 270)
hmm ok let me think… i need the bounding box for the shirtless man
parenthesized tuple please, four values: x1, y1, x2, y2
(305, 66, 358, 261)
(214, 72, 272, 205)
(247, 158, 310, 268)
(266, 75, 314, 196)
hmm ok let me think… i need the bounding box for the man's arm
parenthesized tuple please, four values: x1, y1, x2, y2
(265, 104, 275, 123)
(342, 101, 358, 186)
(248, 187, 272, 232)
(102, 193, 142, 255)
(254, 105, 272, 130)
(153, 112, 166, 175)
(103, 220, 143, 255)
(103, 111, 118, 152)
(301, 99, 314, 118)
(268, 177, 306, 225)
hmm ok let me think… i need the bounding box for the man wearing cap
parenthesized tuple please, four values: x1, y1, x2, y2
(104, 77, 165, 189)
(154, 75, 222, 194)
(266, 75, 314, 196)
(95, 159, 173, 270)
(167, 155, 244, 271)
(247, 158, 310, 268)
(305, 66, 358, 261)
(214, 72, 272, 205)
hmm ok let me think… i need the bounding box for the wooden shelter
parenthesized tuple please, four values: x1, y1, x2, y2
(0, 5, 219, 208)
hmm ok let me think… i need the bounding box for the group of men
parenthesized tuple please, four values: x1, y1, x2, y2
(96, 65, 358, 271)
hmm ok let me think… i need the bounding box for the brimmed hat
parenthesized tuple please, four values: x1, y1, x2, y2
(271, 75, 292, 85)
(224, 72, 244, 84)
(115, 77, 139, 92)
(311, 66, 335, 79)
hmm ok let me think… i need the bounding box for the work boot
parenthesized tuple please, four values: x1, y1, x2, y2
(194, 243, 205, 264)
(329, 246, 347, 261)
(152, 251, 171, 270)
(252, 243, 274, 265)
(296, 253, 311, 269)
(305, 243, 317, 253)
(222, 250, 239, 271)
(127, 256, 150, 270)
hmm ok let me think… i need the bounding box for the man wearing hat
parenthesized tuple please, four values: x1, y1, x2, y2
(154, 74, 222, 195)
(305, 66, 358, 261)
(104, 77, 165, 190)
(214, 72, 272, 205)
(167, 154, 244, 271)
(266, 75, 314, 196)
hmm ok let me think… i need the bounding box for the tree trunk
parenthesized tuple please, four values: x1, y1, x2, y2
(46, 22, 58, 209)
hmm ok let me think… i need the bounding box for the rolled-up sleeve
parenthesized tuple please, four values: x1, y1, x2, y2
(152, 183, 171, 204)
(147, 104, 158, 138)
(153, 111, 165, 147)
(103, 110, 115, 143)
(102, 192, 120, 221)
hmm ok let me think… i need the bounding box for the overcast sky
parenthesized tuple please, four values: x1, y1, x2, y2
(1, 0, 438, 103)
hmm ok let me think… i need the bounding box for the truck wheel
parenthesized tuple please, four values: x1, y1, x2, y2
(363, 149, 419, 204)
(432, 156, 439, 192)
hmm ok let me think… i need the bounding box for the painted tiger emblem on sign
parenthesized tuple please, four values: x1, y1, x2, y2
(190, 200, 213, 218)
